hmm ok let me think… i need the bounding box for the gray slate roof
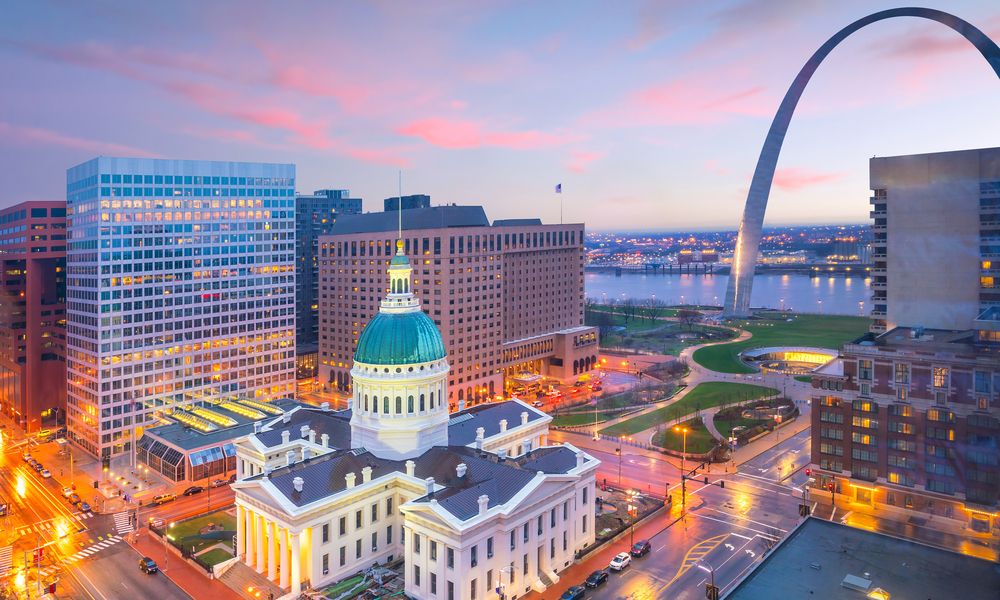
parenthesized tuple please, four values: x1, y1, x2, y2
(330, 205, 490, 234)
(447, 401, 546, 446)
(256, 407, 352, 449)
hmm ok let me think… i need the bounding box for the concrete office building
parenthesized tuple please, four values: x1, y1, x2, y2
(869, 146, 1000, 333)
(809, 147, 1000, 533)
(232, 245, 598, 598)
(317, 205, 598, 410)
(0, 201, 67, 433)
(296, 189, 362, 378)
(65, 157, 297, 459)
(384, 194, 431, 212)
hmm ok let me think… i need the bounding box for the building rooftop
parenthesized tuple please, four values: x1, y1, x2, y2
(726, 518, 1000, 600)
(492, 218, 542, 227)
(144, 398, 302, 451)
(329, 205, 490, 234)
(848, 327, 979, 354)
(256, 406, 353, 450)
(447, 400, 548, 446)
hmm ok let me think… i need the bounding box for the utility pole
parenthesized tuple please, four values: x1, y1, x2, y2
(616, 447, 622, 488)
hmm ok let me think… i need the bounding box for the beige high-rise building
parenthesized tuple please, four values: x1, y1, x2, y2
(318, 206, 598, 411)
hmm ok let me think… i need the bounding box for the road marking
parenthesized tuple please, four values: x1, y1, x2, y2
(0, 545, 11, 576)
(113, 511, 134, 535)
(659, 533, 729, 592)
(840, 510, 853, 524)
(830, 507, 837, 522)
(730, 533, 752, 541)
(692, 513, 789, 538)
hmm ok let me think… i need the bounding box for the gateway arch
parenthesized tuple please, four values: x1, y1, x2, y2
(723, 7, 1000, 317)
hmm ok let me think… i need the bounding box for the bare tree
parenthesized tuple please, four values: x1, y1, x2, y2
(676, 308, 700, 331)
(646, 298, 668, 323)
(621, 297, 639, 324)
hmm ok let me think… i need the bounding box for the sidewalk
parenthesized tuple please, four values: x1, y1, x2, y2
(129, 527, 242, 600)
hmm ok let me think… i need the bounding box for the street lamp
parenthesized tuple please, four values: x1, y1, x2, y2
(615, 447, 622, 487)
(697, 562, 718, 600)
(626, 489, 640, 548)
(674, 426, 688, 509)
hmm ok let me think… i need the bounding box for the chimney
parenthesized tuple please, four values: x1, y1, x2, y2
(458, 399, 465, 411)
(282, 412, 291, 424)
(576, 452, 585, 469)
(300, 425, 310, 439)
(521, 411, 529, 426)
(524, 440, 532, 455)
(425, 477, 436, 497)
(498, 448, 508, 461)
(405, 460, 416, 477)
(308, 430, 316, 444)
(286, 450, 296, 466)
(456, 463, 467, 479)
(292, 476, 303, 492)
(253, 422, 262, 434)
(345, 472, 356, 489)
(362, 466, 373, 483)
(281, 430, 290, 445)
(302, 448, 310, 461)
(499, 419, 508, 433)
(478, 494, 490, 516)
(476, 427, 485, 442)
(321, 433, 330, 448)
(321, 401, 330, 411)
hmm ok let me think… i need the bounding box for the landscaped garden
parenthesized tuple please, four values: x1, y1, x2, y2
(599, 382, 777, 437)
(585, 303, 736, 356)
(692, 312, 869, 373)
(652, 417, 716, 453)
(164, 509, 236, 558)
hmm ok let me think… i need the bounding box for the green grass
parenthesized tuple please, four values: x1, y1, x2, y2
(564, 382, 680, 413)
(692, 312, 869, 373)
(713, 414, 769, 440)
(195, 548, 234, 567)
(169, 510, 236, 554)
(552, 411, 622, 427)
(794, 375, 813, 383)
(599, 382, 777, 437)
(324, 575, 365, 597)
(652, 418, 716, 453)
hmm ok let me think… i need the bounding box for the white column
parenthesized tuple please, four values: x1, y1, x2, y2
(236, 505, 246, 560)
(279, 527, 289, 589)
(256, 514, 265, 573)
(290, 530, 302, 594)
(267, 521, 277, 581)
(244, 509, 256, 569)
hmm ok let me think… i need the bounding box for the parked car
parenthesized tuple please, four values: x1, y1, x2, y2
(148, 517, 165, 529)
(151, 493, 175, 506)
(78, 502, 91, 513)
(40, 469, 51, 479)
(630, 540, 652, 557)
(139, 557, 158, 574)
(210, 479, 228, 488)
(67, 493, 81, 505)
(591, 385, 603, 392)
(559, 585, 586, 600)
(531, 400, 545, 408)
(21, 452, 32, 462)
(35, 429, 52, 440)
(584, 570, 608, 588)
(609, 552, 631, 571)
(182, 486, 204, 496)
(32, 462, 44, 472)
(62, 486, 74, 498)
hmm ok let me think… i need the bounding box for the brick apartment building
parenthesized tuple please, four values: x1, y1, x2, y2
(810, 147, 1000, 533)
(317, 205, 598, 410)
(0, 201, 67, 432)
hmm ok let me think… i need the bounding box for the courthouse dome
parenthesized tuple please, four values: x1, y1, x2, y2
(354, 310, 446, 365)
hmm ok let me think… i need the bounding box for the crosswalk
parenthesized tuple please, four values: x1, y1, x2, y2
(63, 535, 123, 564)
(113, 511, 134, 535)
(16, 512, 93, 537)
(0, 545, 12, 576)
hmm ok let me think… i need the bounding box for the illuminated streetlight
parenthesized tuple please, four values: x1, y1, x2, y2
(674, 426, 689, 509)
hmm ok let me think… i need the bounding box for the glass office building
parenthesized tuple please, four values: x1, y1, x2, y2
(65, 158, 297, 459)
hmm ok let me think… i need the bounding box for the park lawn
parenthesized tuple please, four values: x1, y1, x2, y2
(552, 411, 622, 427)
(692, 312, 869, 373)
(652, 418, 716, 453)
(564, 382, 680, 413)
(600, 382, 777, 437)
(587, 303, 680, 320)
(324, 575, 365, 597)
(714, 414, 769, 440)
(196, 548, 234, 567)
(169, 510, 236, 554)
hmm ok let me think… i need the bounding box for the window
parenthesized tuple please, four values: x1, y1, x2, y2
(486, 569, 493, 592)
(889, 404, 912, 417)
(888, 471, 915, 487)
(387, 526, 392, 546)
(372, 532, 378, 552)
(322, 553, 329, 574)
(860, 383, 871, 398)
(414, 565, 421, 586)
(339, 516, 346, 536)
(851, 432, 875, 445)
(888, 421, 914, 434)
(356, 539, 362, 559)
(487, 537, 494, 558)
(355, 510, 362, 529)
(430, 540, 437, 561)
(371, 503, 379, 522)
(852, 400, 875, 412)
(582, 515, 588, 533)
(975, 370, 991, 394)
(927, 480, 954, 495)
(386, 497, 393, 515)
(322, 523, 329, 543)
(471, 579, 477, 600)
(447, 581, 454, 600)
(550, 538, 556, 559)
(522, 553, 528, 575)
(563, 530, 568, 551)
(447, 547, 454, 569)
(820, 443, 844, 456)
(858, 359, 873, 380)
(537, 515, 543, 535)
(471, 545, 478, 568)
(523, 523, 529, 542)
(431, 574, 437, 595)
(582, 487, 589, 504)
(927, 409, 955, 423)
(926, 462, 955, 476)
(339, 546, 346, 566)
(887, 438, 916, 452)
(894, 363, 909, 385)
(510, 530, 516, 550)
(851, 448, 878, 463)
(563, 501, 569, 521)
(821, 427, 844, 440)
(550, 508, 556, 528)
(820, 411, 844, 424)
(852, 416, 878, 429)
(414, 534, 421, 554)
(933, 367, 949, 388)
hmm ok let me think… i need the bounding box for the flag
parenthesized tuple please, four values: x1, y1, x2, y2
(555, 183, 562, 193)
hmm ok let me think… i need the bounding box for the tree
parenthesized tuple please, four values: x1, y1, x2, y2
(676, 308, 700, 330)
(620, 297, 639, 324)
(646, 298, 668, 323)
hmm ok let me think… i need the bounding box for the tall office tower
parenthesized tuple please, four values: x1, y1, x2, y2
(318, 205, 598, 410)
(295, 189, 362, 378)
(383, 194, 430, 211)
(0, 202, 67, 433)
(869, 147, 1000, 334)
(810, 147, 1000, 531)
(65, 158, 297, 459)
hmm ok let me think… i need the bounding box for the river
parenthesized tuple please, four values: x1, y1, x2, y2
(585, 271, 870, 315)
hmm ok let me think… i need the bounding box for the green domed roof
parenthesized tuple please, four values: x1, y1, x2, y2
(354, 310, 447, 365)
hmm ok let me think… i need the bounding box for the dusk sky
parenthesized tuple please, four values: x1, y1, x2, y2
(2, 0, 998, 230)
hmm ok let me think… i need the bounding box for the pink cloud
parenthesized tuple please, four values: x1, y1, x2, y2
(566, 150, 605, 173)
(772, 167, 843, 191)
(398, 117, 581, 150)
(0, 121, 158, 157)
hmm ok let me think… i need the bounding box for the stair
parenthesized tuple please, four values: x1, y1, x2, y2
(218, 560, 286, 600)
(533, 569, 554, 593)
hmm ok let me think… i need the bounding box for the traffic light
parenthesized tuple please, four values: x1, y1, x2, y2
(705, 583, 720, 600)
(827, 482, 834, 491)
(805, 469, 811, 476)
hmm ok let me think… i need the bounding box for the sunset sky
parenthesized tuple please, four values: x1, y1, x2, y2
(2, 0, 998, 230)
